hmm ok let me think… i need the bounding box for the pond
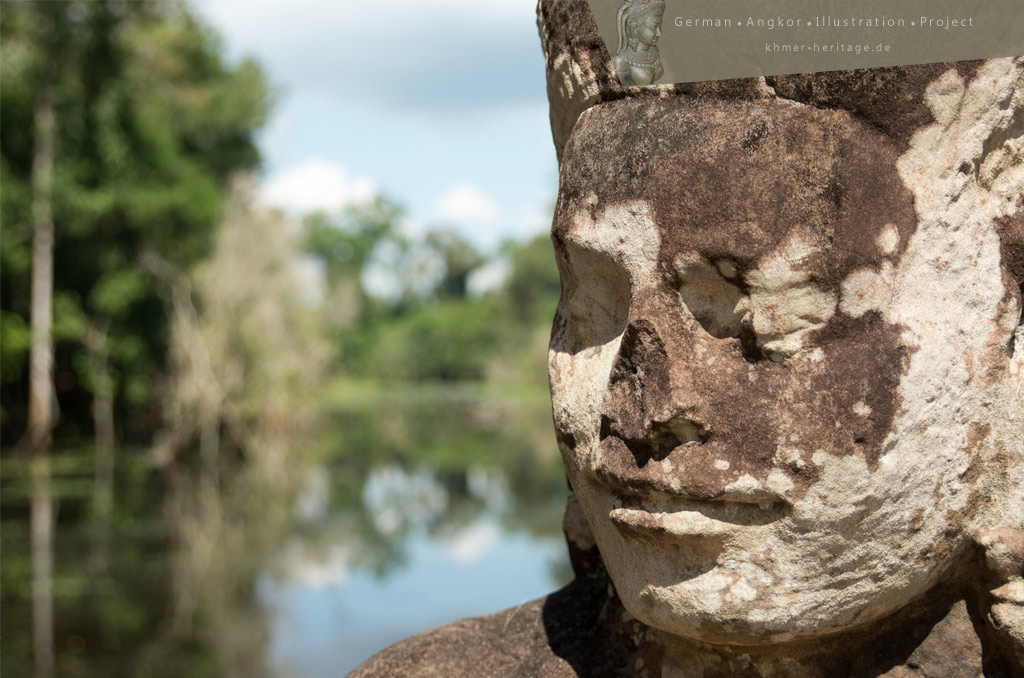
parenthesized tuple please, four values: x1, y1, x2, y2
(0, 383, 572, 677)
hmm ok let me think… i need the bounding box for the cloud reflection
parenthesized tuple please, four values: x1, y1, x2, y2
(442, 519, 503, 564)
(361, 465, 449, 537)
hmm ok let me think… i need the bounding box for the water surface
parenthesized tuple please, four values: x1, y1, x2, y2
(1, 384, 571, 677)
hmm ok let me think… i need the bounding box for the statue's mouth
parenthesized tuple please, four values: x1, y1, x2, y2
(587, 431, 793, 538)
(590, 433, 789, 509)
(605, 487, 790, 540)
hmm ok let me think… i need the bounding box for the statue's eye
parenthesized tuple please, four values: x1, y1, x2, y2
(674, 255, 835, 364)
(674, 256, 749, 340)
(557, 241, 631, 350)
(673, 256, 766, 362)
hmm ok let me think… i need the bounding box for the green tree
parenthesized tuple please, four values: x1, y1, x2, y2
(2, 0, 271, 421)
(425, 228, 485, 300)
(368, 299, 499, 380)
(1, 3, 271, 675)
(1, 0, 271, 489)
(305, 196, 404, 327)
(501, 233, 561, 325)
(306, 197, 402, 287)
(479, 234, 561, 388)
(144, 182, 329, 676)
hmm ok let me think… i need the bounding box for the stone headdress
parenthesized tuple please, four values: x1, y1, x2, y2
(536, 0, 1005, 163)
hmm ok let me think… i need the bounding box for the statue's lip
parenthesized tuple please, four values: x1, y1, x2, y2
(593, 466, 790, 507)
(599, 481, 791, 538)
(607, 491, 789, 537)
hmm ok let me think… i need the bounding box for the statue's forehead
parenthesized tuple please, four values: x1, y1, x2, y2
(556, 97, 918, 282)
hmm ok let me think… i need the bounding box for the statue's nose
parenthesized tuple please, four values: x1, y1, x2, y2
(593, 285, 783, 499)
(598, 291, 712, 468)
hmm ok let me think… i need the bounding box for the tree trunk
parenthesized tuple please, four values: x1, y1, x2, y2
(29, 85, 56, 678)
(89, 316, 115, 572)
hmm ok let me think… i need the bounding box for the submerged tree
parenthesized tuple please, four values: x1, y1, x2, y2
(144, 181, 330, 676)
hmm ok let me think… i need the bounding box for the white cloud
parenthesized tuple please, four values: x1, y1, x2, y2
(467, 259, 509, 296)
(432, 182, 500, 226)
(260, 158, 376, 215)
(197, 0, 546, 114)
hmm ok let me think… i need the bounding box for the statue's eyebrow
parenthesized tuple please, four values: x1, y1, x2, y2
(552, 232, 595, 264)
(550, 216, 594, 253)
(555, 223, 614, 254)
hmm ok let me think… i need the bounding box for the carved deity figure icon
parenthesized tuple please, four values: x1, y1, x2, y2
(612, 0, 665, 86)
(353, 1, 1024, 675)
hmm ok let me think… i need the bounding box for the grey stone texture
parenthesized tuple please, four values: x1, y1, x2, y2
(352, 1, 1023, 675)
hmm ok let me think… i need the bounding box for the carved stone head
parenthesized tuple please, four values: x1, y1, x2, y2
(540, 0, 1024, 655)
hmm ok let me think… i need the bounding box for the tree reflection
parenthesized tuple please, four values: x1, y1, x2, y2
(2, 380, 569, 676)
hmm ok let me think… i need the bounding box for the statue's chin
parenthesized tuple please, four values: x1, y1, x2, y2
(606, 560, 917, 648)
(620, 585, 854, 647)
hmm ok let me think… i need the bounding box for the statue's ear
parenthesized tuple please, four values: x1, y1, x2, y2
(974, 528, 1024, 672)
(563, 492, 604, 578)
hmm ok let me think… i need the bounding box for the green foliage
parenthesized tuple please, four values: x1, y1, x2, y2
(0, 0, 272, 440)
(368, 298, 499, 381)
(501, 233, 562, 324)
(0, 311, 31, 382)
(305, 197, 402, 286)
(90, 269, 148, 316)
(51, 292, 88, 341)
(303, 197, 561, 385)
(424, 228, 486, 300)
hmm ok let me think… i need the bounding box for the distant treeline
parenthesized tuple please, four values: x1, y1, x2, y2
(1, 0, 561, 455)
(306, 200, 561, 384)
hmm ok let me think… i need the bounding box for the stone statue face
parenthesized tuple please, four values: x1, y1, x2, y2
(548, 66, 1022, 645)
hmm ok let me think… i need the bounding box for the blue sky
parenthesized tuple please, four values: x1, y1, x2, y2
(199, 0, 559, 252)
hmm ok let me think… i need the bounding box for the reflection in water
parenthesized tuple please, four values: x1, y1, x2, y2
(467, 465, 510, 509)
(362, 465, 449, 536)
(266, 459, 568, 676)
(295, 468, 331, 523)
(30, 454, 55, 678)
(1, 390, 570, 677)
(264, 512, 567, 677)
